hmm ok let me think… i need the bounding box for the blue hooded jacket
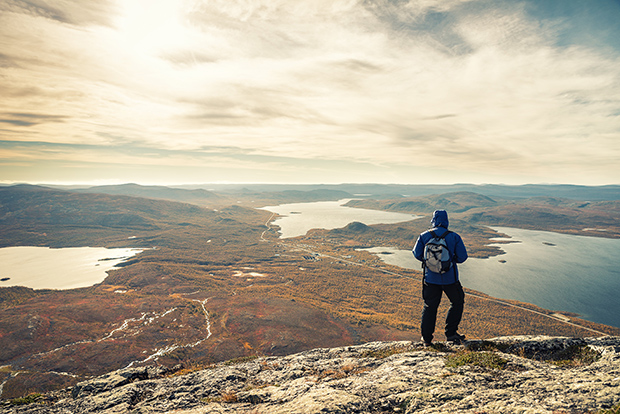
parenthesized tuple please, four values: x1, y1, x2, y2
(412, 210, 468, 284)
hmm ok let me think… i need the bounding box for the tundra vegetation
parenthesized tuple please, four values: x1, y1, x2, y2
(0, 184, 619, 399)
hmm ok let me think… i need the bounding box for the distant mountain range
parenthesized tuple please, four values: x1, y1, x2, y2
(8, 182, 618, 201)
(72, 183, 353, 206)
(76, 183, 221, 202)
(173, 183, 620, 201)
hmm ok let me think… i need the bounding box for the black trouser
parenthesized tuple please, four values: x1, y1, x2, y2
(421, 280, 465, 343)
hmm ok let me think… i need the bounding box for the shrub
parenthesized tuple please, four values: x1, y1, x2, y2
(221, 390, 238, 403)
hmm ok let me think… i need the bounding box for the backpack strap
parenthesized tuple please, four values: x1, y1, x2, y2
(439, 229, 453, 260)
(436, 229, 458, 282)
(429, 229, 451, 239)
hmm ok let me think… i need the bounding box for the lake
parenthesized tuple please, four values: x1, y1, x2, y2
(367, 227, 620, 327)
(463, 228, 620, 328)
(262, 200, 620, 328)
(0, 246, 143, 290)
(260, 199, 420, 238)
(362, 229, 620, 328)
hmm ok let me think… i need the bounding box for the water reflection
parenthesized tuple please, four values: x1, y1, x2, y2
(260, 199, 420, 238)
(0, 246, 143, 290)
(360, 228, 620, 328)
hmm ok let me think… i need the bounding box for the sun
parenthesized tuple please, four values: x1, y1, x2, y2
(113, 0, 195, 56)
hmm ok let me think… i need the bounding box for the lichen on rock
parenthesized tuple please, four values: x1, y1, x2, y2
(4, 336, 620, 414)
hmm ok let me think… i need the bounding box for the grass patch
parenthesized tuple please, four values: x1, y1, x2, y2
(547, 344, 601, 367)
(168, 362, 215, 377)
(223, 355, 260, 366)
(445, 351, 508, 370)
(462, 341, 600, 367)
(200, 390, 239, 404)
(465, 340, 510, 353)
(598, 404, 620, 414)
(360, 345, 415, 359)
(423, 342, 451, 352)
(316, 364, 370, 381)
(8, 393, 43, 406)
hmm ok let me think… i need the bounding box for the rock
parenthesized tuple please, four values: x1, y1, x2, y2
(70, 365, 173, 399)
(4, 337, 620, 414)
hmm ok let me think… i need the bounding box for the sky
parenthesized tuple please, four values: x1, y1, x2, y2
(1, 0, 619, 186)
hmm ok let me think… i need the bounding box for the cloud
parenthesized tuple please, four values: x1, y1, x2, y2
(0, 0, 118, 26)
(0, 0, 619, 184)
(0, 113, 67, 126)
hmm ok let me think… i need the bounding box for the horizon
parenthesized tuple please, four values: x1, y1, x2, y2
(2, 180, 620, 189)
(2, 0, 620, 185)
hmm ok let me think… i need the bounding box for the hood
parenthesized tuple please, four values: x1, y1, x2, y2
(431, 209, 449, 228)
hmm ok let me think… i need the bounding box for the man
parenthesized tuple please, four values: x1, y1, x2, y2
(413, 210, 468, 345)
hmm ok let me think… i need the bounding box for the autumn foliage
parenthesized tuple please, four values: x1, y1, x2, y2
(0, 185, 618, 399)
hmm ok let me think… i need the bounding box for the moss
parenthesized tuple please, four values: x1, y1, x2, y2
(465, 340, 511, 353)
(548, 344, 601, 367)
(463, 341, 600, 367)
(223, 355, 260, 366)
(445, 350, 508, 370)
(599, 404, 620, 414)
(9, 393, 43, 406)
(360, 345, 415, 359)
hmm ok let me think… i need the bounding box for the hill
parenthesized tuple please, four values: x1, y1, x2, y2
(345, 191, 498, 214)
(76, 183, 221, 203)
(6, 336, 620, 413)
(0, 184, 619, 399)
(0, 184, 232, 248)
(76, 184, 353, 208)
(345, 192, 620, 238)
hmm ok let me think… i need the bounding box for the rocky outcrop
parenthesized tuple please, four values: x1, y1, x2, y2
(5, 336, 620, 414)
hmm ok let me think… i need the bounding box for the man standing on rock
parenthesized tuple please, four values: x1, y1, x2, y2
(413, 210, 468, 345)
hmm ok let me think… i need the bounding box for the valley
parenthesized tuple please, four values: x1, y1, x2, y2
(0, 183, 619, 399)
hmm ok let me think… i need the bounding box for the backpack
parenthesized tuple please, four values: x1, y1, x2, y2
(423, 229, 453, 274)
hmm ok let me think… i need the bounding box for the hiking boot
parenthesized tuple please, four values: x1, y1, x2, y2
(446, 333, 466, 344)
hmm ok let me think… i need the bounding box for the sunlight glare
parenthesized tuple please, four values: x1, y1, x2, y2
(114, 0, 195, 56)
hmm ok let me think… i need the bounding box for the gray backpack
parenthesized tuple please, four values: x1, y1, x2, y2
(423, 230, 452, 274)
